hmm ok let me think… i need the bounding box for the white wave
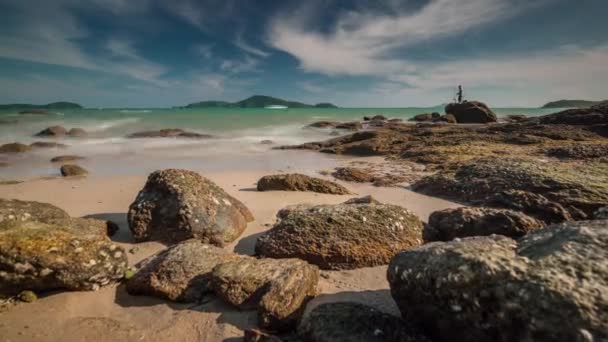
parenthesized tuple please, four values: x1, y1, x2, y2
(119, 109, 151, 113)
(81, 117, 142, 132)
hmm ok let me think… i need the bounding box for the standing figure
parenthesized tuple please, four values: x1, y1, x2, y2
(457, 85, 464, 103)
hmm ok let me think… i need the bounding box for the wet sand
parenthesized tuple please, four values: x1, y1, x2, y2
(0, 155, 460, 342)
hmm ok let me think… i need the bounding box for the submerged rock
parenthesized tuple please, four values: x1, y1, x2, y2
(424, 207, 542, 242)
(0, 143, 31, 153)
(255, 203, 423, 270)
(127, 129, 213, 139)
(30, 141, 68, 149)
(445, 101, 497, 123)
(306, 121, 362, 131)
(210, 257, 319, 330)
(35, 125, 67, 137)
(257, 174, 351, 195)
(128, 169, 253, 246)
(60, 164, 88, 177)
(388, 220, 608, 341)
(0, 219, 128, 295)
(299, 302, 429, 342)
(68, 128, 87, 137)
(126, 240, 240, 302)
(51, 155, 85, 163)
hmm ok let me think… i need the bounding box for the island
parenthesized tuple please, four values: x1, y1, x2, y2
(0, 102, 83, 114)
(184, 95, 338, 109)
(541, 100, 604, 108)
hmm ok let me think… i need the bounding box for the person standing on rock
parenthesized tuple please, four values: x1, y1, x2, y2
(457, 85, 464, 103)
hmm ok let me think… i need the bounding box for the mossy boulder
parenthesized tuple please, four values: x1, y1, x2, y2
(128, 169, 253, 246)
(255, 203, 423, 270)
(257, 174, 351, 195)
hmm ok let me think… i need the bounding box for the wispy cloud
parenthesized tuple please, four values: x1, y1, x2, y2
(235, 33, 271, 57)
(220, 56, 260, 74)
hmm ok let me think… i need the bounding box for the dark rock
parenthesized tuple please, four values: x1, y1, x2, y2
(504, 114, 528, 122)
(210, 257, 319, 330)
(445, 101, 497, 123)
(410, 113, 440, 122)
(30, 142, 68, 149)
(0, 143, 31, 153)
(60, 164, 88, 177)
(126, 240, 240, 302)
(299, 302, 429, 342)
(128, 169, 253, 246)
(438, 114, 457, 124)
(335, 121, 362, 130)
(371, 115, 387, 121)
(255, 203, 423, 270)
(35, 125, 67, 137)
(244, 329, 283, 342)
(424, 207, 542, 242)
(127, 129, 213, 139)
(257, 174, 351, 195)
(544, 144, 608, 159)
(481, 190, 573, 224)
(331, 167, 375, 183)
(260, 140, 274, 145)
(307, 121, 340, 128)
(343, 195, 380, 205)
(388, 220, 608, 341)
(68, 128, 87, 137)
(538, 104, 608, 126)
(595, 207, 608, 219)
(51, 155, 85, 163)
(412, 157, 608, 219)
(19, 109, 49, 115)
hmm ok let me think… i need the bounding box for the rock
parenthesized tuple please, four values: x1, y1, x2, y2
(0, 198, 71, 224)
(0, 143, 31, 153)
(17, 290, 37, 303)
(371, 115, 387, 121)
(424, 207, 543, 242)
(538, 104, 608, 126)
(260, 140, 274, 145)
(481, 190, 573, 224)
(343, 195, 379, 205)
(19, 109, 49, 115)
(68, 128, 87, 137)
(504, 114, 528, 122)
(595, 207, 608, 219)
(544, 144, 608, 159)
(35, 125, 67, 137)
(51, 155, 85, 163)
(30, 142, 68, 149)
(412, 157, 608, 220)
(255, 203, 423, 270)
(0, 219, 128, 295)
(244, 329, 283, 342)
(445, 101, 497, 123)
(306, 121, 362, 131)
(410, 113, 440, 122)
(388, 220, 608, 341)
(0, 119, 18, 125)
(331, 167, 375, 183)
(307, 121, 340, 128)
(127, 129, 213, 139)
(257, 174, 351, 195)
(299, 302, 429, 342)
(60, 164, 88, 177)
(128, 169, 253, 245)
(126, 240, 240, 302)
(438, 114, 457, 123)
(210, 257, 319, 330)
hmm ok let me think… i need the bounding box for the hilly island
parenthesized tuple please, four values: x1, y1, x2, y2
(184, 95, 338, 108)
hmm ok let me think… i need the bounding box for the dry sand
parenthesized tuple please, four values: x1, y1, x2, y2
(0, 157, 459, 342)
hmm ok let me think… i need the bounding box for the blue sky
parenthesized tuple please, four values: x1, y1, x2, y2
(0, 0, 607, 108)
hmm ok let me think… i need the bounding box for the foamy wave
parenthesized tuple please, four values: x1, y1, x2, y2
(82, 117, 142, 132)
(119, 109, 151, 113)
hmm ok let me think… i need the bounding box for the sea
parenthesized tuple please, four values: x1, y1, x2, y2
(0, 106, 565, 180)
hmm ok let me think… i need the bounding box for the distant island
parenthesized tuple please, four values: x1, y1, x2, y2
(0, 102, 83, 111)
(184, 95, 338, 109)
(541, 100, 604, 108)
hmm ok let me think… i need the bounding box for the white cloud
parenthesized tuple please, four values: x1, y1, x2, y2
(220, 56, 260, 74)
(234, 33, 271, 58)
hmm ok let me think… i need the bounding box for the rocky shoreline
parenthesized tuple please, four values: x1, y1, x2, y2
(0, 101, 607, 341)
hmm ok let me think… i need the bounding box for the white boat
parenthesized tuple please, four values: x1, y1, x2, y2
(264, 105, 288, 109)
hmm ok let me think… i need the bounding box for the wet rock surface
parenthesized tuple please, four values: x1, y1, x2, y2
(388, 220, 608, 341)
(299, 302, 429, 342)
(424, 207, 542, 242)
(544, 143, 608, 159)
(210, 257, 319, 330)
(126, 239, 240, 302)
(257, 174, 351, 195)
(128, 169, 253, 246)
(255, 202, 423, 270)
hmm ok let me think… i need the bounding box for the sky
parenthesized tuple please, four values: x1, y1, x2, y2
(0, 0, 607, 108)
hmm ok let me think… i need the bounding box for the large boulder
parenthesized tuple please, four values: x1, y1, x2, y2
(35, 125, 67, 137)
(210, 257, 319, 330)
(255, 203, 423, 270)
(445, 101, 497, 123)
(424, 207, 542, 242)
(412, 157, 608, 220)
(0, 201, 128, 295)
(388, 220, 608, 341)
(538, 103, 608, 126)
(128, 169, 253, 246)
(257, 174, 351, 195)
(126, 240, 240, 302)
(0, 143, 31, 153)
(299, 302, 429, 342)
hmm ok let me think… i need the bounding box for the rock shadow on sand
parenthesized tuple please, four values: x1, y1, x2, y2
(84, 212, 133, 243)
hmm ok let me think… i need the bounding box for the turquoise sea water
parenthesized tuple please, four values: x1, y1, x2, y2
(0, 106, 567, 179)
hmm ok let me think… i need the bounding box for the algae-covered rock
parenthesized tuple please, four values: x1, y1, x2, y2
(388, 220, 608, 341)
(255, 203, 423, 270)
(128, 169, 253, 245)
(257, 174, 351, 195)
(126, 239, 240, 302)
(210, 257, 318, 330)
(424, 207, 542, 242)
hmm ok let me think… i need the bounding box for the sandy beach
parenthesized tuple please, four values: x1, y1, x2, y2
(0, 153, 459, 342)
